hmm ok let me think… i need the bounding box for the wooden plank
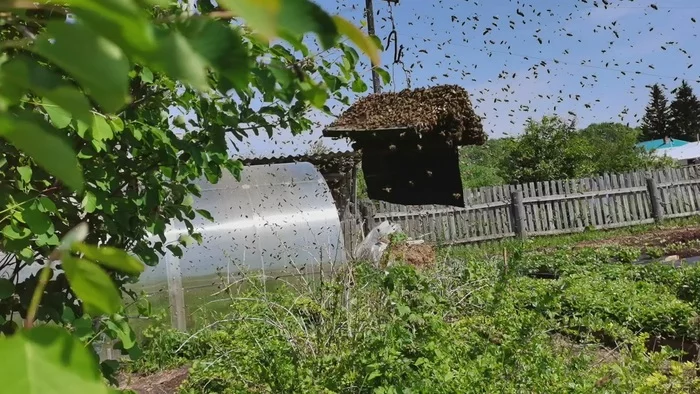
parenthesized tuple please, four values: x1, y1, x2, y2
(691, 167, 700, 211)
(521, 185, 648, 203)
(658, 169, 670, 218)
(506, 185, 517, 233)
(582, 177, 592, 227)
(492, 186, 503, 236)
(618, 174, 632, 223)
(542, 181, 554, 231)
(594, 176, 607, 225)
(682, 167, 697, 213)
(670, 168, 684, 215)
(677, 167, 691, 214)
(620, 174, 633, 222)
(488, 186, 498, 236)
(165, 253, 187, 331)
(465, 189, 475, 239)
(550, 180, 562, 230)
(521, 184, 532, 233)
(498, 185, 510, 235)
(478, 188, 490, 237)
(636, 172, 647, 220)
(528, 182, 540, 232)
(603, 173, 618, 225)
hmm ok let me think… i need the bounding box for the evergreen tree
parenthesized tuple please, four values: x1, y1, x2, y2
(641, 83, 670, 141)
(669, 80, 700, 140)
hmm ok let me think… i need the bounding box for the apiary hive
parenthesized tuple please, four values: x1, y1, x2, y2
(324, 85, 486, 207)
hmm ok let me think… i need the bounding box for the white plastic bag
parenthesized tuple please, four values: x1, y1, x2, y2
(354, 221, 402, 265)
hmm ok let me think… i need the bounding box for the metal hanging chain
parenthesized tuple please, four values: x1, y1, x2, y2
(384, 0, 411, 91)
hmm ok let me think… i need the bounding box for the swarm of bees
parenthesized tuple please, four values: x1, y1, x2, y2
(330, 84, 486, 146)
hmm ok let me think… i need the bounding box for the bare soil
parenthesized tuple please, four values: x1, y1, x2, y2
(119, 366, 189, 394)
(386, 243, 436, 269)
(576, 226, 700, 257)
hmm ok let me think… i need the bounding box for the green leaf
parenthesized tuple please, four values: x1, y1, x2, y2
(2, 224, 31, 240)
(351, 78, 368, 93)
(196, 209, 214, 221)
(107, 116, 124, 132)
(41, 98, 72, 129)
(17, 166, 32, 183)
(61, 256, 122, 316)
(143, 28, 210, 91)
(21, 206, 52, 234)
(3, 57, 94, 126)
(218, 0, 280, 40)
(31, 21, 130, 113)
(82, 192, 97, 213)
(278, 0, 338, 49)
(219, 0, 338, 48)
(0, 278, 14, 300)
(179, 17, 250, 90)
(140, 67, 153, 83)
(58, 0, 156, 52)
(0, 114, 83, 192)
(376, 67, 391, 85)
(334, 16, 381, 65)
(91, 116, 114, 142)
(58, 223, 89, 252)
(0, 326, 111, 394)
(43, 87, 94, 127)
(38, 197, 57, 213)
(72, 243, 144, 275)
(104, 315, 136, 350)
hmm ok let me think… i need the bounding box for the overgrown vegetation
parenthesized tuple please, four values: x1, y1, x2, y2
(129, 234, 700, 393)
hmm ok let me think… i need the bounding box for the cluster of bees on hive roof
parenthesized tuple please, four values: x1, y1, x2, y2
(330, 84, 485, 147)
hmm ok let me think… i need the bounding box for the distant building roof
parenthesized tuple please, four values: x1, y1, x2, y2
(637, 138, 689, 151)
(654, 142, 700, 161)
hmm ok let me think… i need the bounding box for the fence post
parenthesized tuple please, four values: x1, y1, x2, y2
(646, 177, 664, 223)
(359, 200, 376, 235)
(165, 252, 187, 331)
(510, 190, 527, 239)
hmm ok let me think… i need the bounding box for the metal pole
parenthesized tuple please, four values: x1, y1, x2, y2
(365, 0, 382, 94)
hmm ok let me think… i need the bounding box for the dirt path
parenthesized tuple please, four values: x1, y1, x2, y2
(576, 226, 700, 257)
(119, 366, 189, 394)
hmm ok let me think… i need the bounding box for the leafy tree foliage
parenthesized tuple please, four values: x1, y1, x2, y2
(499, 116, 592, 183)
(641, 83, 671, 141)
(0, 0, 381, 391)
(498, 117, 669, 184)
(0, 1, 377, 323)
(669, 80, 700, 141)
(578, 122, 659, 174)
(459, 138, 512, 188)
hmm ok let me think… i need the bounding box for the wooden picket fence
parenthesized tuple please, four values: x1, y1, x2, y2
(360, 165, 700, 244)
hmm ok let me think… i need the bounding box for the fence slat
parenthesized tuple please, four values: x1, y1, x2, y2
(361, 165, 700, 245)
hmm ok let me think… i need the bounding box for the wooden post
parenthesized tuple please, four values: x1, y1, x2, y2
(510, 190, 527, 239)
(646, 177, 664, 223)
(165, 252, 187, 331)
(359, 200, 376, 235)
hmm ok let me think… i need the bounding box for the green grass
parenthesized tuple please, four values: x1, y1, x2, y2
(127, 238, 700, 393)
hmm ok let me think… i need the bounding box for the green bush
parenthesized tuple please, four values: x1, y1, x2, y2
(130, 249, 700, 393)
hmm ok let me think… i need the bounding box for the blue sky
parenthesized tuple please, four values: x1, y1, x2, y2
(233, 0, 700, 157)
